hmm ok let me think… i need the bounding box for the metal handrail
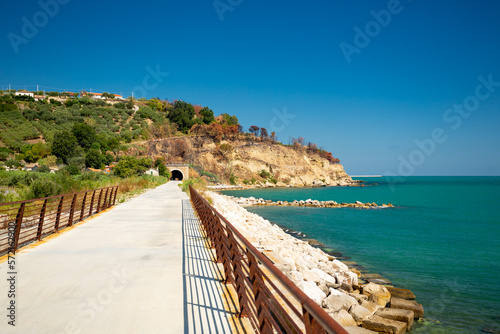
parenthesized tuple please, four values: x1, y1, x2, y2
(0, 186, 119, 254)
(189, 186, 348, 334)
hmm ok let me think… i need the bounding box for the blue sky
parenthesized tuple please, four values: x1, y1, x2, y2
(1, 0, 499, 175)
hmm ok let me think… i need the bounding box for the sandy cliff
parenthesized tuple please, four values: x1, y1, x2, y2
(131, 137, 356, 187)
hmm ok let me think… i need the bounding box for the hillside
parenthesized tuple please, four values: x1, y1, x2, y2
(0, 92, 355, 186)
(128, 137, 356, 187)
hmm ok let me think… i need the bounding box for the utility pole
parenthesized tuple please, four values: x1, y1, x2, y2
(9, 84, 11, 93)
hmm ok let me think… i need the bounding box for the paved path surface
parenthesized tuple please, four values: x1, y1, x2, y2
(0, 182, 241, 334)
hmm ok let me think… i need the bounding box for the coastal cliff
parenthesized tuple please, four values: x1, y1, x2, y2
(131, 137, 356, 187)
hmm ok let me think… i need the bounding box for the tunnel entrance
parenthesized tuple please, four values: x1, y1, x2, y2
(171, 170, 184, 181)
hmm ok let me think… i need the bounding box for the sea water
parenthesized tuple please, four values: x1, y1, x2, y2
(222, 176, 500, 333)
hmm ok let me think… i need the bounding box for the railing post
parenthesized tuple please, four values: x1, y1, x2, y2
(54, 196, 64, 232)
(12, 203, 25, 253)
(247, 251, 272, 333)
(36, 199, 48, 241)
(89, 190, 96, 216)
(68, 194, 78, 227)
(103, 188, 110, 210)
(112, 186, 118, 205)
(79, 192, 87, 221)
(227, 229, 250, 318)
(96, 189, 103, 213)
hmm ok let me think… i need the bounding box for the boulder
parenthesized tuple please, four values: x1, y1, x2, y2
(330, 309, 357, 327)
(301, 281, 326, 305)
(362, 315, 407, 334)
(349, 292, 368, 303)
(360, 300, 383, 314)
(322, 292, 358, 312)
(331, 259, 349, 271)
(349, 304, 374, 325)
(344, 326, 378, 334)
(362, 283, 391, 307)
(376, 308, 414, 330)
(290, 271, 303, 284)
(390, 297, 424, 319)
(310, 268, 337, 286)
(318, 282, 329, 295)
(385, 286, 416, 300)
(302, 268, 321, 283)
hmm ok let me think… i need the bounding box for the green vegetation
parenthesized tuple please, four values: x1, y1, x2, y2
(0, 169, 169, 203)
(188, 164, 220, 183)
(229, 173, 238, 185)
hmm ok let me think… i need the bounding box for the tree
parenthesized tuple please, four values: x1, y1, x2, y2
(270, 131, 277, 143)
(223, 124, 239, 140)
(36, 165, 51, 173)
(249, 125, 260, 138)
(260, 127, 268, 140)
(52, 131, 77, 164)
(167, 100, 196, 133)
(113, 156, 151, 178)
(158, 164, 171, 178)
(200, 107, 215, 124)
(208, 122, 223, 143)
(172, 139, 188, 158)
(147, 98, 164, 111)
(72, 123, 97, 149)
(85, 149, 105, 169)
(220, 113, 239, 126)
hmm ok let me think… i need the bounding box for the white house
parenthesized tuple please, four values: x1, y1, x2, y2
(144, 168, 159, 176)
(15, 90, 34, 98)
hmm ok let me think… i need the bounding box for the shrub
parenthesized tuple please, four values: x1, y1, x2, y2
(259, 170, 271, 179)
(229, 173, 238, 185)
(27, 178, 61, 199)
(64, 164, 81, 175)
(36, 165, 51, 173)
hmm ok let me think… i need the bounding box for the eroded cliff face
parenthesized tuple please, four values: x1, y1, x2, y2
(132, 137, 356, 187)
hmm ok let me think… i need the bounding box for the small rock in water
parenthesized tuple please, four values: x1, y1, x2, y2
(482, 328, 500, 334)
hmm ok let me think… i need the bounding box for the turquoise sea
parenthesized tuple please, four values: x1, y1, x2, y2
(223, 176, 500, 334)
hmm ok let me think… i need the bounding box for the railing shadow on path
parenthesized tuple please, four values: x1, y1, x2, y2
(182, 199, 249, 334)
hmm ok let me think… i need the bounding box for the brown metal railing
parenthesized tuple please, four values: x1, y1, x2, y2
(189, 186, 348, 334)
(0, 186, 118, 254)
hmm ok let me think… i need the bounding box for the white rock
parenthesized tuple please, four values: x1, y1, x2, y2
(330, 309, 357, 327)
(301, 281, 326, 305)
(349, 304, 373, 325)
(322, 292, 358, 312)
(310, 269, 337, 285)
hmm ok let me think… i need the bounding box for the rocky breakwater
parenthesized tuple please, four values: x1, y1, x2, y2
(208, 191, 423, 334)
(228, 196, 395, 209)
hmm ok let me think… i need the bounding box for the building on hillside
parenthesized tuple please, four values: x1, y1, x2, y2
(15, 90, 34, 98)
(144, 168, 159, 176)
(88, 92, 103, 100)
(50, 166, 59, 174)
(85, 168, 102, 173)
(104, 164, 116, 174)
(86, 92, 124, 100)
(25, 163, 40, 172)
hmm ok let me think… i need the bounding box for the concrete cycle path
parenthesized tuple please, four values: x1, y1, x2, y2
(0, 181, 236, 334)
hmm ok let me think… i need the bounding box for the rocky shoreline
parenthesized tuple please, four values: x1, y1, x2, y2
(227, 195, 395, 209)
(208, 191, 423, 334)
